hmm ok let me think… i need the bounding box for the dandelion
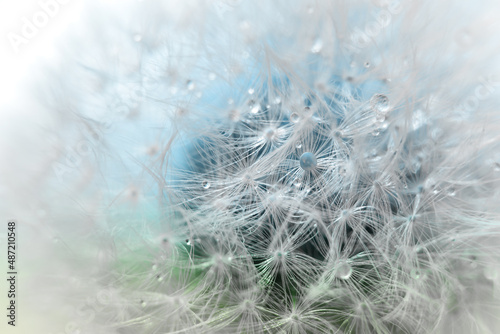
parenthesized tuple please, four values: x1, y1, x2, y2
(12, 0, 500, 333)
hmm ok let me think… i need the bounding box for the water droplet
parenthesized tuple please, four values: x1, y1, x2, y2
(311, 38, 323, 53)
(134, 34, 142, 42)
(313, 223, 318, 228)
(290, 112, 300, 123)
(335, 262, 352, 280)
(293, 178, 302, 187)
(299, 152, 317, 171)
(185, 239, 191, 246)
(250, 105, 260, 114)
(484, 267, 498, 280)
(375, 113, 386, 122)
(273, 96, 281, 104)
(448, 187, 456, 196)
(415, 246, 424, 254)
(364, 61, 371, 68)
(140, 300, 147, 307)
(377, 120, 389, 131)
(295, 141, 302, 149)
(410, 268, 421, 279)
(248, 88, 255, 95)
(186, 80, 195, 91)
(157, 275, 163, 282)
(264, 128, 276, 141)
(372, 129, 380, 136)
(333, 130, 344, 139)
(208, 73, 216, 80)
(370, 94, 390, 114)
(202, 181, 211, 189)
(152, 264, 158, 271)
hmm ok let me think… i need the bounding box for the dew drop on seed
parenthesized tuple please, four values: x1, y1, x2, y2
(333, 130, 344, 139)
(370, 94, 390, 114)
(410, 268, 421, 279)
(375, 113, 386, 122)
(364, 61, 371, 68)
(295, 141, 302, 149)
(208, 72, 216, 80)
(335, 262, 352, 280)
(264, 128, 275, 141)
(448, 187, 456, 196)
(202, 181, 211, 189)
(377, 120, 389, 131)
(250, 105, 260, 114)
(186, 80, 195, 90)
(311, 38, 323, 53)
(290, 112, 300, 123)
(300, 152, 317, 171)
(248, 88, 255, 95)
(152, 264, 158, 271)
(293, 178, 302, 187)
(484, 267, 498, 280)
(372, 129, 380, 136)
(140, 300, 147, 307)
(273, 96, 281, 104)
(185, 239, 191, 246)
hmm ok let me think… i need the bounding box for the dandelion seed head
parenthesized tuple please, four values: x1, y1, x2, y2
(24, 0, 500, 333)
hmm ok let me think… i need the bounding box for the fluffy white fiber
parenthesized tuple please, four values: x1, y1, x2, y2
(5, 0, 500, 333)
